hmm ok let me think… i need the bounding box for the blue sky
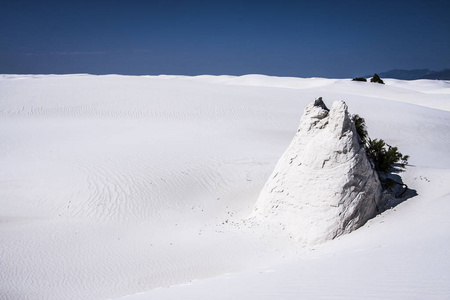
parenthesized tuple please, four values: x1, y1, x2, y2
(1, 0, 449, 77)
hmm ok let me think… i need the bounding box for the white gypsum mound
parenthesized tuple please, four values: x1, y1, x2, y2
(252, 98, 382, 245)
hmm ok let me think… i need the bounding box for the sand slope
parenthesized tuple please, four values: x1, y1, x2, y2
(1, 74, 449, 299)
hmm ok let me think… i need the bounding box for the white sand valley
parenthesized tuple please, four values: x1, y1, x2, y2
(1, 74, 449, 299)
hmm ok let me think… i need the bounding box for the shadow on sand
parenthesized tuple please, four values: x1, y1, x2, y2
(380, 166, 418, 211)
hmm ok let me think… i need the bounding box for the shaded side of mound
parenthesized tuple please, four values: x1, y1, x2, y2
(252, 98, 382, 245)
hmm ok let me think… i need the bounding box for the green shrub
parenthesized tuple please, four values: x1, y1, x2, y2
(352, 114, 369, 144)
(352, 77, 367, 82)
(366, 139, 409, 173)
(352, 115, 409, 174)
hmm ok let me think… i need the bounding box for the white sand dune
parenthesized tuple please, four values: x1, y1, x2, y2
(0, 74, 449, 299)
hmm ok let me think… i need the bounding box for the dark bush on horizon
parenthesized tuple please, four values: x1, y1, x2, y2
(370, 73, 384, 84)
(352, 77, 367, 82)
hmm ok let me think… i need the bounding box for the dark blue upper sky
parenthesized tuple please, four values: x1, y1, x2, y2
(1, 0, 449, 78)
